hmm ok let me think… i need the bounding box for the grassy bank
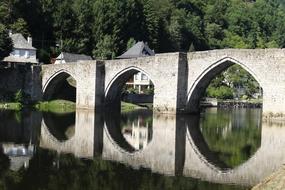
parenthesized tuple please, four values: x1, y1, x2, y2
(0, 103, 22, 111)
(121, 101, 147, 113)
(0, 100, 150, 113)
(34, 100, 76, 113)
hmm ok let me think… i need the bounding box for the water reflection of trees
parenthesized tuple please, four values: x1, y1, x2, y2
(199, 108, 262, 168)
(0, 148, 243, 190)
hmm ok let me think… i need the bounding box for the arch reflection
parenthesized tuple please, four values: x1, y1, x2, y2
(43, 112, 76, 142)
(105, 110, 153, 153)
(199, 108, 262, 169)
(37, 108, 285, 187)
(187, 108, 262, 170)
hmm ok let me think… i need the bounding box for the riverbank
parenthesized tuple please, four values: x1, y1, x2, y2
(200, 98, 262, 108)
(262, 112, 285, 121)
(0, 100, 148, 113)
(34, 100, 76, 113)
(252, 165, 285, 190)
(121, 101, 148, 113)
(0, 103, 22, 111)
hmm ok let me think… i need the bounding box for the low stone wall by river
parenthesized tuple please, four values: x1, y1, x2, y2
(200, 99, 262, 109)
(218, 101, 262, 108)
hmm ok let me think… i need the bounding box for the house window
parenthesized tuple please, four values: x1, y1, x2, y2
(15, 50, 20, 56)
(134, 74, 139, 80)
(141, 74, 148, 80)
(25, 51, 29, 58)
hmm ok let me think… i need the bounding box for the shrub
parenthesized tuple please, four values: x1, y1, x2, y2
(14, 90, 23, 103)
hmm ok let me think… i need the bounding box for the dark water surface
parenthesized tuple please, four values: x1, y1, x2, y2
(0, 108, 284, 190)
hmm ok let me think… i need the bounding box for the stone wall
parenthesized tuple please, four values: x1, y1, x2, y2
(0, 65, 40, 102)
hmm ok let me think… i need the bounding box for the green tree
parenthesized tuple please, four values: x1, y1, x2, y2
(93, 35, 117, 60)
(9, 18, 29, 36)
(0, 24, 13, 61)
(127, 38, 136, 49)
(72, 0, 94, 54)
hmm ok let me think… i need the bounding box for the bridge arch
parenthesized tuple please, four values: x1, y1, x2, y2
(186, 57, 263, 113)
(105, 66, 155, 107)
(43, 70, 77, 102)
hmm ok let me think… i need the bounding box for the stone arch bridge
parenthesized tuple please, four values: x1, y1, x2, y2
(39, 49, 285, 114)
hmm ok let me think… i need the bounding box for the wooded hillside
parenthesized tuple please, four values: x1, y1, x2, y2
(1, 0, 284, 62)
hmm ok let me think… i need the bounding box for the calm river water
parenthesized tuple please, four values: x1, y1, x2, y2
(0, 107, 284, 190)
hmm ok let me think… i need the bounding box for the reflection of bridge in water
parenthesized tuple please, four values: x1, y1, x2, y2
(40, 110, 285, 187)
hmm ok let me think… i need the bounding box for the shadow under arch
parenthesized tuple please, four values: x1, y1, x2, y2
(104, 110, 153, 154)
(186, 57, 263, 113)
(43, 70, 76, 102)
(105, 67, 155, 108)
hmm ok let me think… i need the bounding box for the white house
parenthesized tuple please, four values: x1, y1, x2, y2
(117, 41, 155, 94)
(3, 32, 38, 65)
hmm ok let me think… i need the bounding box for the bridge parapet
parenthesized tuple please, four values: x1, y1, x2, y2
(188, 49, 285, 60)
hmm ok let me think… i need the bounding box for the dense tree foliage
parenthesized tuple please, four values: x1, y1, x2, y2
(0, 24, 13, 61)
(206, 65, 261, 99)
(0, 0, 284, 62)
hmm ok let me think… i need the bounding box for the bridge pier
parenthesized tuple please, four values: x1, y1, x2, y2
(152, 53, 188, 114)
(262, 87, 285, 116)
(75, 61, 105, 110)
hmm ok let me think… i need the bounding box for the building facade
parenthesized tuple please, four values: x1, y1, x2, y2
(3, 32, 38, 65)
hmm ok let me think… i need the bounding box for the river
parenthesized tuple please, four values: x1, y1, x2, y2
(0, 107, 284, 190)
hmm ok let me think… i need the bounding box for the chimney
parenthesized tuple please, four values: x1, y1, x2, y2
(27, 37, 32, 46)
